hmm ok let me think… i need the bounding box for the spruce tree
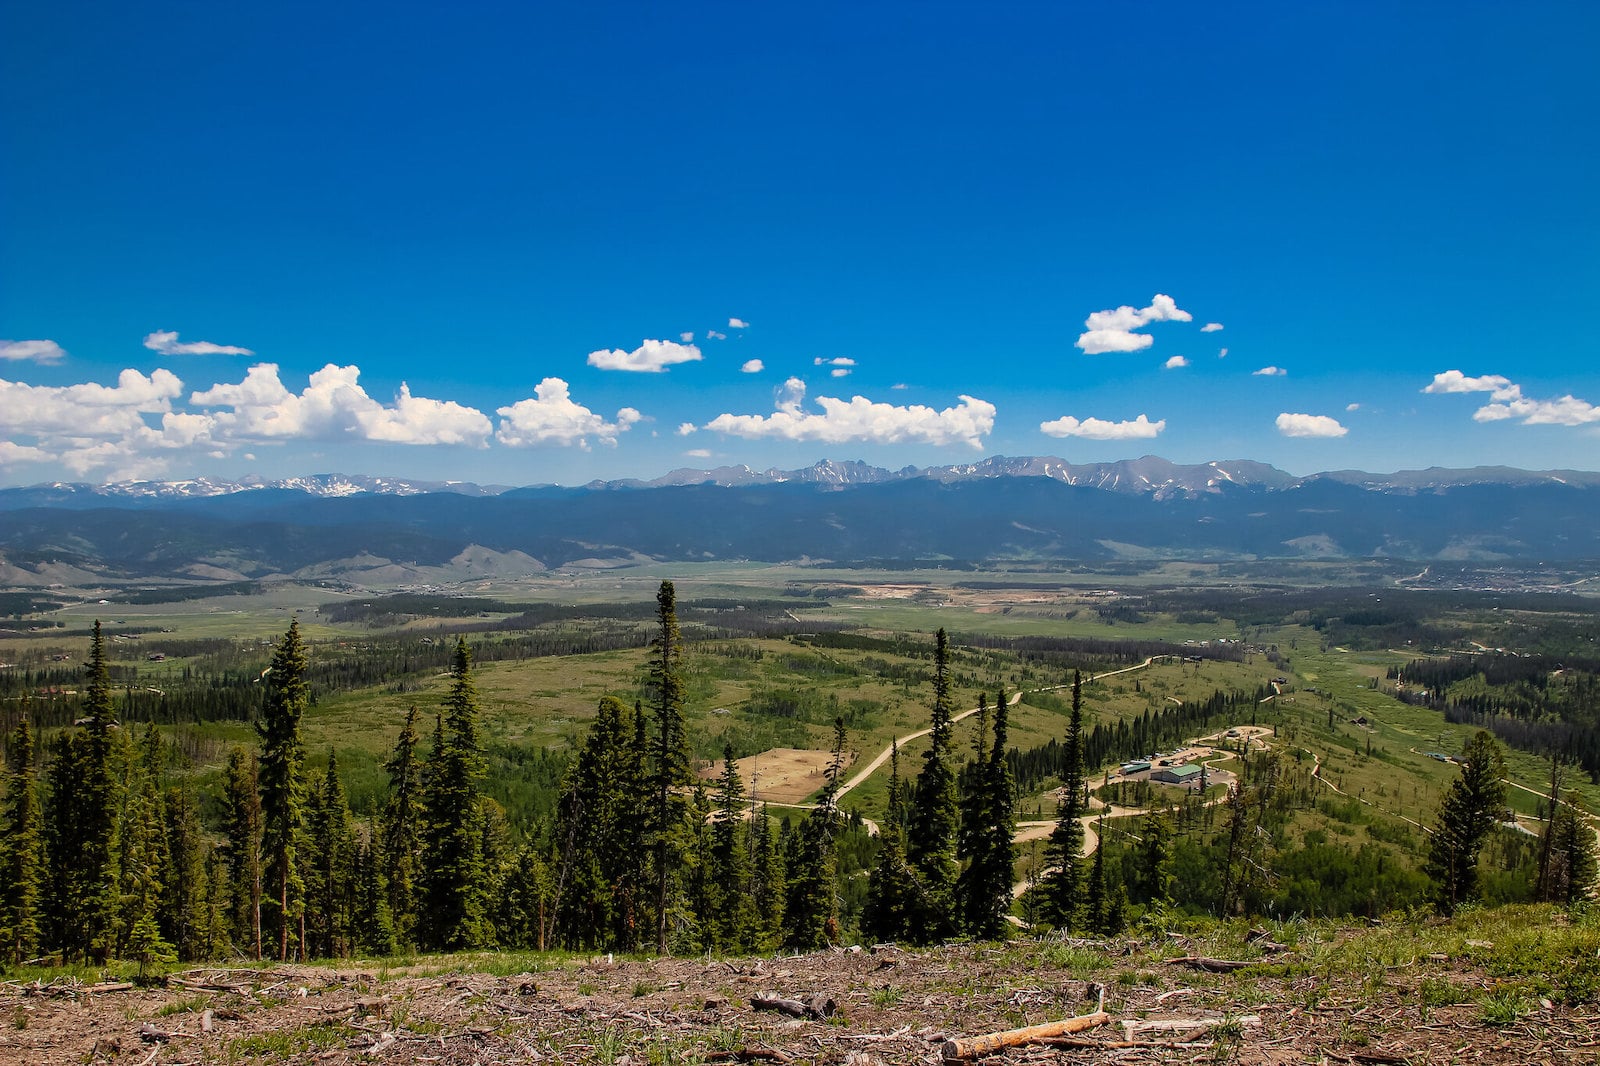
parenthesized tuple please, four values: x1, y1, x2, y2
(419, 639, 491, 950)
(0, 716, 43, 964)
(161, 777, 210, 962)
(220, 747, 263, 958)
(709, 743, 757, 952)
(906, 628, 959, 941)
(749, 804, 786, 950)
(1425, 730, 1507, 915)
(352, 836, 396, 955)
(380, 708, 422, 949)
(961, 688, 1015, 940)
(115, 724, 172, 966)
(305, 752, 355, 958)
(647, 581, 692, 954)
(863, 741, 920, 943)
(1042, 671, 1086, 929)
(258, 619, 308, 960)
(45, 621, 121, 962)
(553, 696, 640, 949)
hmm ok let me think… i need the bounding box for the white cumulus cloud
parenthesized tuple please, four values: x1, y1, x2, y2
(495, 377, 641, 449)
(684, 448, 712, 458)
(728, 317, 749, 329)
(1164, 355, 1189, 369)
(813, 357, 856, 367)
(0, 339, 67, 364)
(1422, 369, 1520, 400)
(740, 359, 764, 374)
(677, 422, 697, 436)
(831, 368, 851, 378)
(1424, 368, 1600, 427)
(1254, 366, 1286, 376)
(1076, 293, 1192, 354)
(586, 339, 702, 373)
(0, 367, 206, 478)
(144, 330, 255, 357)
(192, 363, 491, 445)
(707, 330, 727, 340)
(705, 378, 994, 449)
(1346, 402, 1361, 411)
(1276, 412, 1348, 438)
(1219, 347, 1228, 359)
(1039, 414, 1166, 440)
(679, 331, 695, 343)
(1201, 322, 1224, 333)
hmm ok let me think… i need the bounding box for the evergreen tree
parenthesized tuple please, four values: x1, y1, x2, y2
(906, 628, 959, 941)
(1425, 731, 1507, 915)
(781, 718, 849, 951)
(115, 724, 171, 966)
(258, 619, 309, 960)
(959, 688, 1015, 940)
(1537, 788, 1598, 906)
(708, 743, 757, 952)
(0, 716, 43, 964)
(161, 778, 210, 961)
(1042, 671, 1086, 929)
(862, 741, 919, 943)
(380, 708, 423, 949)
(45, 621, 121, 962)
(1134, 810, 1172, 906)
(220, 747, 263, 958)
(352, 836, 396, 956)
(305, 752, 355, 958)
(647, 581, 692, 955)
(749, 804, 786, 950)
(552, 695, 641, 950)
(418, 640, 491, 950)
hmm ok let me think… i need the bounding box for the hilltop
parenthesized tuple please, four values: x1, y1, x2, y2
(4, 905, 1592, 1064)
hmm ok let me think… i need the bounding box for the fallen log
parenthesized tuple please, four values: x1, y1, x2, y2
(750, 993, 836, 1020)
(1167, 956, 1259, 972)
(940, 1010, 1112, 1061)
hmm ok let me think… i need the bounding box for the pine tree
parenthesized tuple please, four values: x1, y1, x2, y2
(305, 752, 355, 958)
(863, 741, 920, 943)
(708, 743, 757, 952)
(906, 628, 959, 941)
(782, 719, 848, 951)
(1042, 671, 1086, 929)
(161, 778, 210, 961)
(1135, 810, 1172, 906)
(380, 708, 423, 949)
(220, 747, 263, 958)
(0, 716, 43, 964)
(1538, 788, 1598, 906)
(955, 693, 990, 926)
(1425, 731, 1507, 915)
(258, 619, 309, 960)
(115, 724, 171, 966)
(352, 836, 396, 956)
(961, 688, 1015, 940)
(45, 621, 122, 962)
(552, 696, 640, 950)
(647, 581, 692, 955)
(419, 639, 491, 950)
(749, 804, 786, 950)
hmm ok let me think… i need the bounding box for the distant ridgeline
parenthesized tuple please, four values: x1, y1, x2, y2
(4, 457, 1600, 577)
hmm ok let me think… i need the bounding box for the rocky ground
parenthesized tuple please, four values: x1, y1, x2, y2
(3, 922, 1596, 1065)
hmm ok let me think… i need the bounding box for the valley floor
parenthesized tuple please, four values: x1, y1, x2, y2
(5, 911, 1595, 1065)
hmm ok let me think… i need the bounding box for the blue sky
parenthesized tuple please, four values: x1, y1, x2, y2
(3, 1, 1597, 486)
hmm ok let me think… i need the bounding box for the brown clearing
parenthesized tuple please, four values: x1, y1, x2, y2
(4, 934, 1589, 1065)
(699, 748, 854, 806)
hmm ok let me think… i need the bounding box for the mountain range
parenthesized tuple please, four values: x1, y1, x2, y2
(2, 456, 1598, 585)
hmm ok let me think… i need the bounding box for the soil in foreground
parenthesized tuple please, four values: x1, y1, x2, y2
(3, 914, 1595, 1065)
